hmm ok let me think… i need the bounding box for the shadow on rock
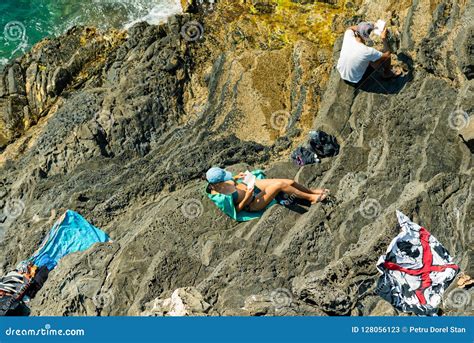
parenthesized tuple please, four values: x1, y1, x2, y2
(347, 52, 414, 95)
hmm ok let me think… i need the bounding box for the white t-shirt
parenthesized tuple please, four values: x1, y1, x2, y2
(336, 30, 383, 83)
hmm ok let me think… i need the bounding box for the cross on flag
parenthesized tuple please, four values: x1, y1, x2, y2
(376, 211, 459, 315)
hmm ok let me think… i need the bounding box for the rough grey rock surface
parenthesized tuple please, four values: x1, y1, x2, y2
(0, 0, 472, 316)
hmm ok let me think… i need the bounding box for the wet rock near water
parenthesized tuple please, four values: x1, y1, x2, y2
(0, 0, 472, 316)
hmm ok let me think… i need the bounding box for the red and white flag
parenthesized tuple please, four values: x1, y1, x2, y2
(376, 211, 459, 315)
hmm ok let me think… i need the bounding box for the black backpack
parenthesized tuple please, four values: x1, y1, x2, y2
(0, 265, 49, 316)
(308, 130, 339, 158)
(0, 271, 30, 316)
(290, 146, 320, 166)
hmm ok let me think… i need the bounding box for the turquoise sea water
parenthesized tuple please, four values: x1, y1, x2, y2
(0, 0, 182, 68)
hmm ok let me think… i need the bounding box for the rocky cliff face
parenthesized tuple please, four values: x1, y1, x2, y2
(0, 0, 472, 316)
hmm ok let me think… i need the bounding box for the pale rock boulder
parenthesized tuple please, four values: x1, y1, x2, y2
(142, 287, 211, 316)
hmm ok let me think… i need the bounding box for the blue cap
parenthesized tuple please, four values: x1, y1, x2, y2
(206, 167, 233, 184)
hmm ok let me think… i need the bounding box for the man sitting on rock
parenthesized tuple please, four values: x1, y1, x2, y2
(336, 22, 401, 84)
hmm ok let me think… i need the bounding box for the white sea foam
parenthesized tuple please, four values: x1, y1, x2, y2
(1, 0, 183, 68)
(0, 58, 9, 67)
(124, 0, 182, 29)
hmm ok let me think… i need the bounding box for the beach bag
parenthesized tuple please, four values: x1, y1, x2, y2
(308, 130, 339, 158)
(291, 146, 319, 166)
(0, 269, 34, 316)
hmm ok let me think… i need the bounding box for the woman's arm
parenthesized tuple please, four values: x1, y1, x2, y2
(233, 172, 246, 180)
(235, 188, 254, 213)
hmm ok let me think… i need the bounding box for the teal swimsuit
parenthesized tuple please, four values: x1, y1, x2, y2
(232, 190, 239, 203)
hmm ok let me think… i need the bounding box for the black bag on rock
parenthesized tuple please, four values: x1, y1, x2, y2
(290, 146, 319, 166)
(308, 130, 340, 158)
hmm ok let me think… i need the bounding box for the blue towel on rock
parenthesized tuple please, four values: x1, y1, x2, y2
(30, 210, 110, 270)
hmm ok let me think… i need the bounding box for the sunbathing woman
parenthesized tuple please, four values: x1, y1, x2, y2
(206, 167, 329, 213)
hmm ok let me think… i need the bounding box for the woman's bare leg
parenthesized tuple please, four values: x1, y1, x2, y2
(255, 179, 327, 195)
(286, 180, 314, 194)
(280, 184, 324, 203)
(311, 188, 330, 195)
(254, 179, 283, 191)
(291, 184, 329, 196)
(285, 180, 329, 195)
(250, 182, 325, 211)
(249, 182, 288, 211)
